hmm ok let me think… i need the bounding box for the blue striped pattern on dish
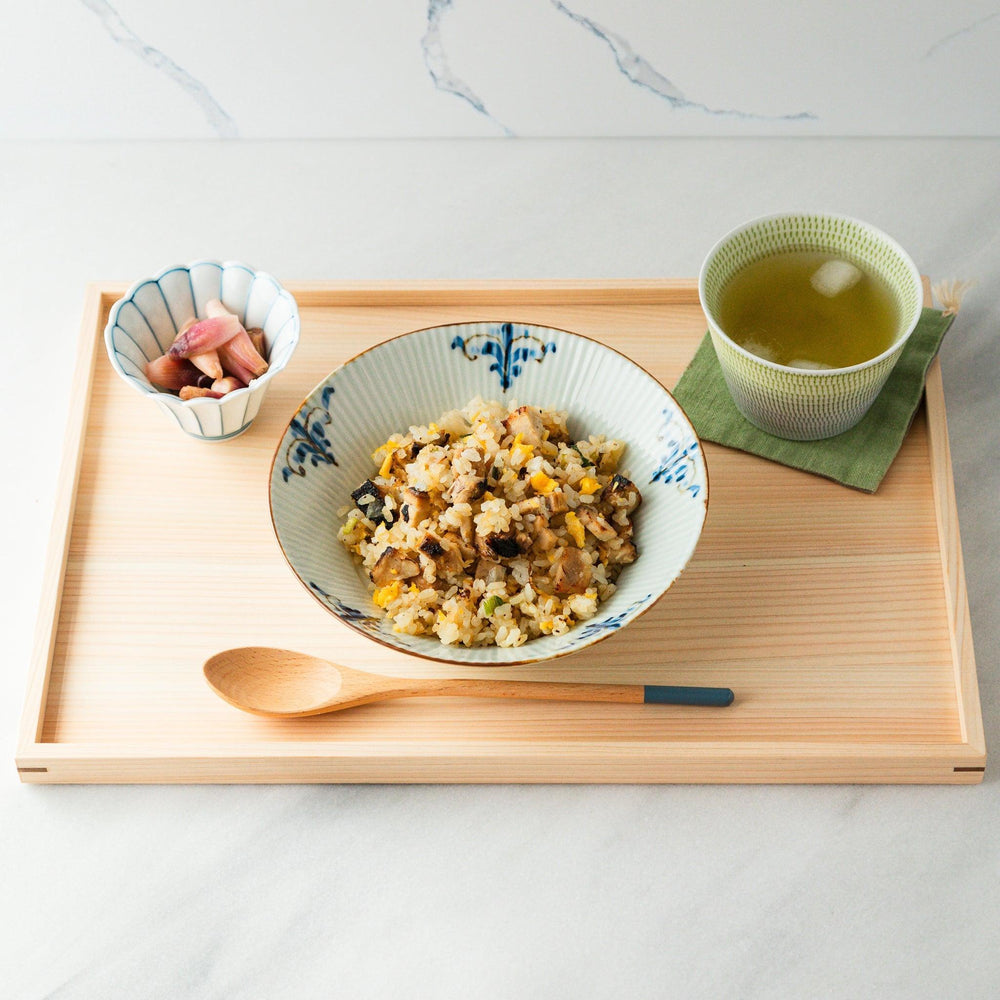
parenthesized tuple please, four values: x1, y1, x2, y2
(104, 260, 300, 441)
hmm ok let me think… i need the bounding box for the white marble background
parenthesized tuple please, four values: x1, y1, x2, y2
(4, 0, 1000, 138)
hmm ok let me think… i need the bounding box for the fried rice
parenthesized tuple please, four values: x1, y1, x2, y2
(337, 398, 642, 648)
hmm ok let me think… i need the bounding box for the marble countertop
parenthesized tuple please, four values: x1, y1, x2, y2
(2, 138, 997, 998)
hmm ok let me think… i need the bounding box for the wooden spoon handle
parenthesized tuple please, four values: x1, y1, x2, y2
(420, 679, 734, 707)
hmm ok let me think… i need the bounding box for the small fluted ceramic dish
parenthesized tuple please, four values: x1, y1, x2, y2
(269, 321, 709, 666)
(104, 260, 300, 441)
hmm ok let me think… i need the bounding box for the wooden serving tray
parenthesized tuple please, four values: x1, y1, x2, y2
(16, 280, 985, 783)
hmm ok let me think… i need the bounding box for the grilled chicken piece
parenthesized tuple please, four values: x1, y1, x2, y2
(401, 487, 432, 526)
(351, 479, 391, 526)
(601, 474, 642, 515)
(418, 534, 444, 557)
(456, 511, 475, 545)
(553, 547, 591, 594)
(388, 441, 421, 477)
(439, 537, 467, 576)
(442, 529, 476, 560)
(615, 540, 638, 564)
(476, 530, 523, 561)
(517, 491, 568, 519)
(602, 538, 638, 581)
(370, 546, 420, 586)
(541, 491, 568, 516)
(541, 414, 571, 444)
(474, 558, 506, 585)
(517, 496, 543, 517)
(419, 532, 465, 577)
(503, 405, 546, 448)
(445, 474, 486, 505)
(533, 525, 558, 552)
(576, 507, 617, 542)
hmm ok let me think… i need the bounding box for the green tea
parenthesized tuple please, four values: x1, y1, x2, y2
(717, 250, 899, 369)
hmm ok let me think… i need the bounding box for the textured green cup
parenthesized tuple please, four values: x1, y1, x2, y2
(698, 213, 923, 441)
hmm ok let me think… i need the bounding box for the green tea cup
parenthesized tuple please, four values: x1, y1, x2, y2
(698, 212, 923, 440)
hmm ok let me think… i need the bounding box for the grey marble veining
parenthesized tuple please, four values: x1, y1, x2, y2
(924, 8, 1000, 59)
(79, 0, 238, 137)
(422, 0, 817, 136)
(7, 2, 990, 139)
(547, 0, 817, 123)
(422, 0, 514, 136)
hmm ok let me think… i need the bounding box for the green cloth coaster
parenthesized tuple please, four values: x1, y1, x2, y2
(672, 308, 954, 493)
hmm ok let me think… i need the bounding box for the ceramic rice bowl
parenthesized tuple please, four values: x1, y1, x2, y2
(269, 321, 708, 665)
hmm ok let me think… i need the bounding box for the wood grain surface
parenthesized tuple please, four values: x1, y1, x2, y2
(16, 280, 986, 783)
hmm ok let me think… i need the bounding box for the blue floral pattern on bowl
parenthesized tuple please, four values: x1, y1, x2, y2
(577, 595, 654, 642)
(651, 407, 703, 497)
(282, 385, 339, 482)
(450, 322, 557, 391)
(309, 582, 381, 634)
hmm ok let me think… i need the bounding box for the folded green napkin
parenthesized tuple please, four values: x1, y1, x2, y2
(672, 308, 954, 493)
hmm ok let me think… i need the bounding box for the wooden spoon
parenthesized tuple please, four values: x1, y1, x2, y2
(203, 647, 734, 718)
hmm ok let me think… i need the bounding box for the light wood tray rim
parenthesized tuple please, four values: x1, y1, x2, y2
(15, 279, 985, 784)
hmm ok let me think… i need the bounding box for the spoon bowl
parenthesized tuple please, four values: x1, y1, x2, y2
(203, 647, 735, 718)
(205, 648, 346, 716)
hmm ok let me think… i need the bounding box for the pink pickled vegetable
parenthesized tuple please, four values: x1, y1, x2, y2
(179, 386, 224, 400)
(146, 354, 202, 391)
(189, 349, 223, 380)
(218, 328, 268, 382)
(168, 314, 243, 359)
(211, 376, 244, 395)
